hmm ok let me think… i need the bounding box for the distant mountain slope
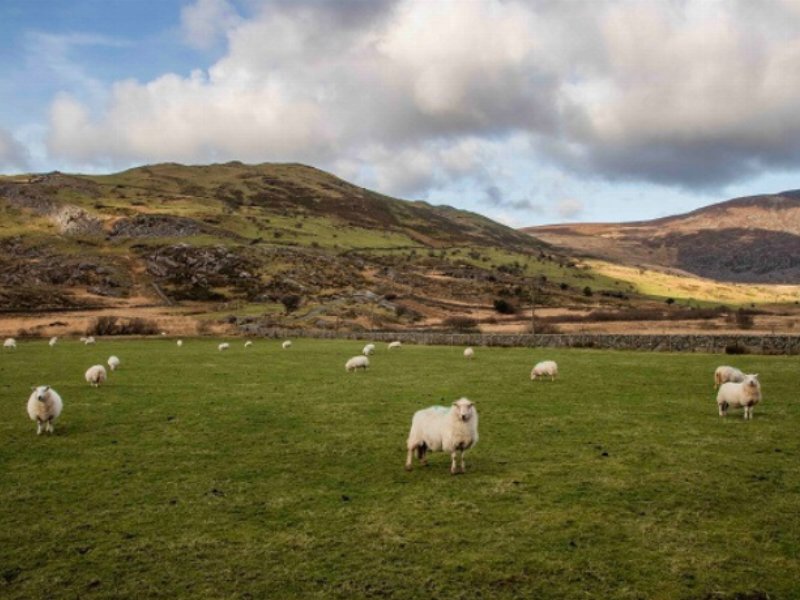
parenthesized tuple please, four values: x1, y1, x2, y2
(522, 191, 800, 283)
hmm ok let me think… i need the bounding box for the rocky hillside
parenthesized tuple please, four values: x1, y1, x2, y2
(523, 191, 800, 284)
(0, 162, 618, 331)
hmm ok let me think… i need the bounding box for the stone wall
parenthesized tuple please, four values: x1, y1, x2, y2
(257, 328, 800, 355)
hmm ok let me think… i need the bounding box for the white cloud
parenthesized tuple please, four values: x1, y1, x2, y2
(181, 0, 242, 50)
(0, 128, 30, 173)
(555, 198, 584, 220)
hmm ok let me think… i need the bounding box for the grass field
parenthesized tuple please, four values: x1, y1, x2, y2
(1, 339, 799, 599)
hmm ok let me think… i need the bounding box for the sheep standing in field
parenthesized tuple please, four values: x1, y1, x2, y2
(4, 338, 16, 350)
(85, 365, 107, 387)
(363, 343, 375, 356)
(27, 385, 63, 435)
(388, 341, 402, 350)
(49, 336, 58, 347)
(177, 339, 183, 347)
(218, 342, 230, 351)
(717, 374, 762, 420)
(282, 340, 292, 349)
(714, 365, 745, 388)
(405, 398, 479, 475)
(464, 347, 474, 359)
(108, 355, 121, 371)
(531, 360, 558, 381)
(244, 341, 253, 348)
(345, 355, 370, 372)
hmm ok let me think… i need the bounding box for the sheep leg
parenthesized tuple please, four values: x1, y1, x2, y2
(459, 451, 466, 473)
(46, 419, 54, 434)
(450, 451, 459, 475)
(405, 447, 414, 471)
(718, 402, 728, 417)
(36, 420, 43, 435)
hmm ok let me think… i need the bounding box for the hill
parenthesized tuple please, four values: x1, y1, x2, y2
(0, 162, 619, 334)
(522, 191, 800, 284)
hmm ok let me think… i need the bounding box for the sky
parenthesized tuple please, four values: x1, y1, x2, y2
(2, 0, 800, 227)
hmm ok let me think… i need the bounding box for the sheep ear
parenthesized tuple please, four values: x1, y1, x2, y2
(753, 374, 759, 379)
(44, 386, 50, 391)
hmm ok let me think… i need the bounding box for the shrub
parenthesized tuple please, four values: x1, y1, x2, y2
(87, 316, 160, 336)
(442, 316, 479, 331)
(493, 298, 517, 315)
(281, 294, 302, 314)
(725, 343, 749, 355)
(583, 286, 593, 297)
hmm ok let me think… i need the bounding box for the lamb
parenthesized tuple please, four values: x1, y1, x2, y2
(27, 385, 63, 435)
(177, 339, 183, 347)
(531, 360, 558, 381)
(714, 365, 745, 388)
(405, 397, 479, 475)
(464, 347, 474, 359)
(218, 342, 230, 351)
(362, 343, 375, 356)
(4, 338, 16, 350)
(717, 374, 762, 420)
(345, 355, 370, 372)
(282, 340, 292, 349)
(49, 336, 58, 347)
(85, 365, 107, 387)
(84, 336, 96, 345)
(108, 355, 121, 371)
(244, 341, 253, 348)
(388, 341, 402, 350)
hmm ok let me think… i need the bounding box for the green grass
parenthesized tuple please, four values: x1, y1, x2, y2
(1, 340, 799, 599)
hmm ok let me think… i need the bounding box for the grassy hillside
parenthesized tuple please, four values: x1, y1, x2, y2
(1, 339, 799, 598)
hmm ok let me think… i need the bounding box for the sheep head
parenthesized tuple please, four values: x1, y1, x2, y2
(34, 385, 51, 402)
(452, 398, 475, 422)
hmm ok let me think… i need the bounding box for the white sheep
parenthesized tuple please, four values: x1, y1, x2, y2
(282, 340, 292, 349)
(531, 360, 558, 381)
(84, 336, 96, 345)
(714, 365, 745, 388)
(717, 374, 762, 420)
(362, 343, 375, 356)
(218, 342, 230, 351)
(108, 355, 121, 371)
(85, 365, 107, 387)
(244, 341, 253, 348)
(405, 397, 479, 475)
(4, 338, 16, 350)
(345, 355, 370, 372)
(177, 339, 183, 347)
(388, 341, 402, 350)
(464, 347, 474, 359)
(49, 336, 58, 347)
(79, 336, 87, 343)
(27, 385, 63, 435)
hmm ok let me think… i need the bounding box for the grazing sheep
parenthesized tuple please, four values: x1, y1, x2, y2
(218, 342, 230, 351)
(714, 365, 745, 388)
(362, 343, 375, 356)
(79, 337, 87, 343)
(717, 374, 762, 420)
(177, 339, 183, 347)
(282, 340, 292, 349)
(84, 336, 96, 345)
(345, 355, 370, 372)
(108, 355, 121, 371)
(27, 385, 63, 435)
(405, 397, 479, 475)
(4, 338, 16, 350)
(49, 336, 58, 347)
(85, 365, 107, 387)
(388, 341, 402, 350)
(531, 360, 558, 381)
(464, 347, 474, 359)
(244, 341, 253, 348)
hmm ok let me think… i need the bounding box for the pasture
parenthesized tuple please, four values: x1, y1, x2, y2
(1, 339, 799, 599)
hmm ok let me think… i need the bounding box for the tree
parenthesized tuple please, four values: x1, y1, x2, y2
(281, 294, 301, 314)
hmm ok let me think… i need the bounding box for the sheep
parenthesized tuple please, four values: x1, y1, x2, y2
(27, 385, 63, 435)
(79, 337, 87, 343)
(714, 365, 745, 388)
(717, 374, 762, 420)
(345, 355, 370, 372)
(464, 347, 474, 359)
(84, 336, 96, 345)
(362, 343, 375, 356)
(405, 397, 479, 475)
(388, 341, 402, 350)
(244, 341, 253, 348)
(4, 338, 16, 350)
(85, 365, 107, 387)
(108, 355, 121, 371)
(531, 360, 558, 381)
(218, 342, 230, 351)
(177, 339, 183, 347)
(282, 340, 292, 349)
(49, 336, 58, 347)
